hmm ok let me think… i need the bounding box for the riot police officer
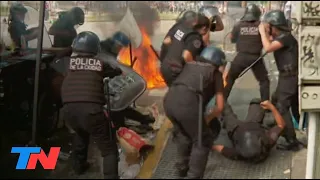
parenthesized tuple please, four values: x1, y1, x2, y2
(259, 10, 302, 151)
(61, 31, 122, 178)
(224, 4, 270, 102)
(8, 3, 39, 50)
(160, 13, 210, 86)
(163, 46, 225, 178)
(100, 31, 156, 129)
(198, 5, 224, 46)
(213, 99, 285, 163)
(49, 7, 85, 48)
(159, 10, 198, 63)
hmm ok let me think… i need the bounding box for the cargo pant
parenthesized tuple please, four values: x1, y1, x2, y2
(62, 103, 119, 179)
(224, 52, 270, 101)
(164, 86, 214, 179)
(160, 57, 184, 87)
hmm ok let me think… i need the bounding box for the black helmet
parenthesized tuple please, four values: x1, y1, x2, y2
(200, 46, 226, 67)
(70, 7, 85, 25)
(235, 131, 263, 160)
(241, 4, 261, 21)
(10, 3, 27, 16)
(72, 31, 101, 55)
(199, 6, 219, 21)
(177, 10, 197, 25)
(262, 10, 290, 31)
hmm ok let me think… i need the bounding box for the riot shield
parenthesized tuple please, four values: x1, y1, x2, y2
(97, 53, 147, 111)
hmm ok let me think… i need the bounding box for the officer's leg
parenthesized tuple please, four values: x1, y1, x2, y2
(245, 98, 265, 124)
(160, 62, 175, 86)
(290, 90, 300, 123)
(88, 105, 118, 179)
(251, 59, 270, 101)
(275, 76, 300, 151)
(224, 54, 248, 100)
(122, 107, 155, 125)
(172, 121, 192, 177)
(174, 100, 212, 179)
(164, 97, 192, 178)
(62, 104, 90, 174)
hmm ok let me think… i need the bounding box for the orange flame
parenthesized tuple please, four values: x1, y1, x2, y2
(119, 28, 166, 89)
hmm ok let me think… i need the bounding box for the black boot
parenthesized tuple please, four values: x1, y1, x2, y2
(103, 153, 119, 179)
(277, 137, 305, 151)
(185, 145, 210, 179)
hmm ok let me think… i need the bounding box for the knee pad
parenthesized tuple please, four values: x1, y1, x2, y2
(250, 98, 262, 105)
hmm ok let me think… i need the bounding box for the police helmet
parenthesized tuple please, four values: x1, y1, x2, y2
(10, 3, 28, 15)
(241, 4, 261, 21)
(72, 31, 101, 55)
(70, 7, 85, 25)
(177, 10, 198, 24)
(112, 31, 131, 47)
(200, 46, 227, 67)
(236, 131, 263, 160)
(262, 10, 290, 31)
(199, 6, 219, 21)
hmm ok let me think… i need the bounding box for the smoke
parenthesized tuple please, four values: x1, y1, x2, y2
(109, 1, 160, 37)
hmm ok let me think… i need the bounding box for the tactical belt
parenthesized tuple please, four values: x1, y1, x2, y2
(172, 82, 203, 95)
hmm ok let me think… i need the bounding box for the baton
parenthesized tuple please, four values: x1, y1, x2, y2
(238, 52, 268, 78)
(103, 77, 115, 141)
(198, 74, 204, 148)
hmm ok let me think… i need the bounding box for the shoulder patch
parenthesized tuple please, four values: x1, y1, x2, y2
(193, 39, 201, 48)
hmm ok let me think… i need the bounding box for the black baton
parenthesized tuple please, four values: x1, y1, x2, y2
(238, 52, 268, 78)
(198, 74, 204, 147)
(104, 77, 114, 141)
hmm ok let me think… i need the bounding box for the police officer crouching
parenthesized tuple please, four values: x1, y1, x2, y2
(258, 10, 303, 151)
(163, 46, 225, 178)
(224, 4, 270, 102)
(213, 99, 285, 163)
(61, 31, 122, 178)
(160, 13, 210, 87)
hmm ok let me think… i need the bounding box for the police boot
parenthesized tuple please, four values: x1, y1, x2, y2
(103, 153, 119, 179)
(277, 137, 306, 151)
(185, 145, 210, 179)
(174, 132, 192, 178)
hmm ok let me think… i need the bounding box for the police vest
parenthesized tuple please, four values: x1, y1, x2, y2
(61, 56, 105, 104)
(159, 22, 180, 62)
(236, 21, 263, 55)
(165, 24, 202, 66)
(173, 61, 217, 105)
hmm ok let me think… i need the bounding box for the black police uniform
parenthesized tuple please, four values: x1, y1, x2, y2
(160, 10, 197, 63)
(164, 59, 224, 178)
(272, 33, 299, 144)
(160, 25, 205, 86)
(61, 31, 122, 179)
(262, 10, 300, 150)
(219, 101, 283, 163)
(224, 4, 270, 101)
